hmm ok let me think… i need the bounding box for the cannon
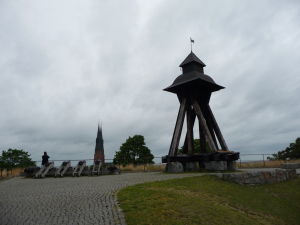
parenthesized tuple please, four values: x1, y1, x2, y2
(35, 162, 54, 178)
(91, 160, 102, 176)
(103, 163, 120, 175)
(55, 161, 71, 177)
(24, 166, 40, 177)
(73, 160, 86, 177)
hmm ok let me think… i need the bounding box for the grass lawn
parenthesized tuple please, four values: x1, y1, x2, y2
(117, 176, 300, 225)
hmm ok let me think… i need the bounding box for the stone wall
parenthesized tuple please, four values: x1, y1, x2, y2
(220, 169, 297, 185)
(204, 161, 237, 171)
(166, 161, 237, 172)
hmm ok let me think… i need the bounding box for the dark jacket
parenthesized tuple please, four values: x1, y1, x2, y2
(42, 154, 49, 165)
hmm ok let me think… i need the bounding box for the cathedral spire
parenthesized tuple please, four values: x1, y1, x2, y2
(94, 123, 105, 163)
(97, 123, 103, 139)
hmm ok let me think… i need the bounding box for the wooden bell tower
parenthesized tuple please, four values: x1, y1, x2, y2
(162, 51, 239, 169)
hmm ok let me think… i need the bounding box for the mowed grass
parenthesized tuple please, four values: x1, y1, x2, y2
(117, 176, 300, 225)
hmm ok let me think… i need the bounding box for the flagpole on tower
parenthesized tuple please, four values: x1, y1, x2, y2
(190, 37, 194, 52)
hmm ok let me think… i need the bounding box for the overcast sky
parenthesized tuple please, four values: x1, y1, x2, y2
(1, 0, 300, 162)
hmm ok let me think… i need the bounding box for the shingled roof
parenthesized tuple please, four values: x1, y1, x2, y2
(163, 71, 224, 93)
(179, 51, 206, 67)
(164, 51, 224, 94)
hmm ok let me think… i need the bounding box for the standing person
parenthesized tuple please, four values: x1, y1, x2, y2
(42, 152, 50, 167)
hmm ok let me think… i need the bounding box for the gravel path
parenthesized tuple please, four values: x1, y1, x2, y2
(0, 172, 200, 225)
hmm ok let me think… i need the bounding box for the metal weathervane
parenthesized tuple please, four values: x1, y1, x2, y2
(190, 37, 194, 52)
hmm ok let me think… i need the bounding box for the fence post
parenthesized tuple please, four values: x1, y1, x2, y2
(239, 159, 242, 168)
(263, 154, 265, 167)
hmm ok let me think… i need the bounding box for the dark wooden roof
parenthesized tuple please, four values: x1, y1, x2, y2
(179, 51, 206, 67)
(164, 51, 224, 94)
(163, 71, 224, 93)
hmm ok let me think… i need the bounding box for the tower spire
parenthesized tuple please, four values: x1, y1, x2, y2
(94, 123, 105, 163)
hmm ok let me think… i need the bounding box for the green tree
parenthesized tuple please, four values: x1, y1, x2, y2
(0, 149, 35, 172)
(113, 135, 154, 166)
(267, 137, 300, 160)
(178, 138, 211, 154)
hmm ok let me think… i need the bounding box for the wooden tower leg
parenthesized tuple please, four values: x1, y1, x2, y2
(199, 123, 206, 152)
(168, 98, 187, 156)
(202, 106, 219, 150)
(192, 99, 217, 151)
(186, 105, 194, 154)
(182, 111, 196, 154)
(207, 105, 229, 151)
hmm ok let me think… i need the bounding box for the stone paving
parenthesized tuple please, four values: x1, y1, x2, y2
(0, 172, 201, 225)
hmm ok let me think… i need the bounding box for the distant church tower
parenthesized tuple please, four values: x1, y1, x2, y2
(94, 124, 105, 163)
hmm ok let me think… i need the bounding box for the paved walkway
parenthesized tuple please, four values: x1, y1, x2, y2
(0, 172, 200, 225)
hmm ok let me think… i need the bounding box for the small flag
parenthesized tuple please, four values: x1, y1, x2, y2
(190, 37, 194, 43)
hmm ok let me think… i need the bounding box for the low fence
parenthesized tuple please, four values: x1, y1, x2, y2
(114, 154, 299, 171)
(237, 153, 275, 168)
(1, 154, 299, 177)
(0, 168, 25, 178)
(237, 154, 300, 168)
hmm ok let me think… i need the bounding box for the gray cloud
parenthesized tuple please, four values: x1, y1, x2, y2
(0, 0, 300, 162)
